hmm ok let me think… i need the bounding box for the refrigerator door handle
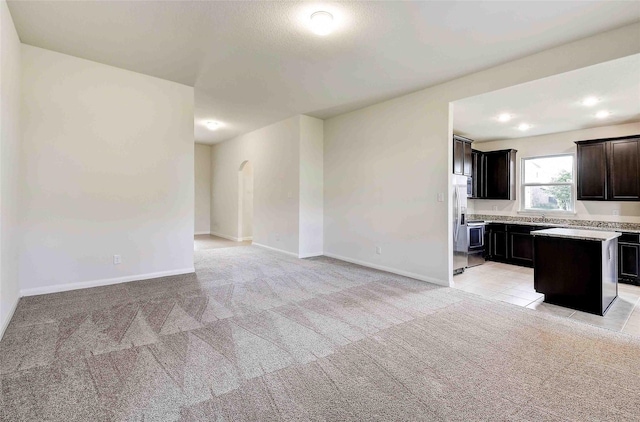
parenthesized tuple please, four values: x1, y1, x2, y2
(453, 187, 459, 241)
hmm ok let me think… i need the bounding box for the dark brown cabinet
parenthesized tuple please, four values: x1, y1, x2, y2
(508, 225, 535, 267)
(619, 233, 640, 285)
(490, 225, 508, 260)
(485, 223, 548, 267)
(453, 135, 473, 177)
(482, 149, 517, 200)
(608, 139, 640, 200)
(534, 235, 618, 316)
(576, 135, 640, 201)
(471, 149, 483, 199)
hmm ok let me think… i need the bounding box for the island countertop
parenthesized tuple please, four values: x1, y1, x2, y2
(531, 228, 622, 242)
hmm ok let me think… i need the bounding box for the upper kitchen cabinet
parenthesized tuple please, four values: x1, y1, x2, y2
(576, 135, 640, 201)
(608, 138, 640, 200)
(482, 149, 517, 200)
(576, 141, 607, 200)
(453, 135, 473, 176)
(471, 149, 483, 198)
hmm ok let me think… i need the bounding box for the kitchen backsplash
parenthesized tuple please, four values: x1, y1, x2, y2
(468, 213, 640, 233)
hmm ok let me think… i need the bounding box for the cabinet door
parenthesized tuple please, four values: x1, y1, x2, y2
(508, 227, 534, 267)
(484, 151, 515, 200)
(484, 227, 492, 259)
(463, 141, 472, 176)
(608, 139, 640, 200)
(577, 142, 607, 200)
(619, 243, 639, 280)
(492, 230, 508, 260)
(472, 150, 483, 198)
(453, 138, 464, 175)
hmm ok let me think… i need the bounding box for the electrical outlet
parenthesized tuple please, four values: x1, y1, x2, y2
(613, 209, 620, 216)
(437, 193, 444, 202)
(113, 255, 121, 265)
(492, 205, 498, 211)
(376, 246, 382, 255)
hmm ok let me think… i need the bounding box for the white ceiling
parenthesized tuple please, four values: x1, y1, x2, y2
(7, 1, 640, 144)
(453, 54, 640, 142)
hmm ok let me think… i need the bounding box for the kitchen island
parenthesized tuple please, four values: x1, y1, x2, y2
(532, 228, 620, 316)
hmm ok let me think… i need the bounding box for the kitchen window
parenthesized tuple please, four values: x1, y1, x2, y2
(521, 154, 574, 213)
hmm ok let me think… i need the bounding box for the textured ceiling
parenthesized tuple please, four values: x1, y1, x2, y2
(453, 54, 640, 142)
(7, 1, 640, 144)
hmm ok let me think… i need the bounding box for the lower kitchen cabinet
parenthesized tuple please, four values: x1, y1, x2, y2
(488, 224, 508, 260)
(619, 233, 640, 285)
(485, 223, 547, 268)
(508, 225, 535, 267)
(485, 225, 640, 284)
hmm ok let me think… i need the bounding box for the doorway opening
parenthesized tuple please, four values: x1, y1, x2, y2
(238, 160, 254, 242)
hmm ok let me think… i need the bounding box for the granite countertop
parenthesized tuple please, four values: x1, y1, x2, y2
(469, 214, 640, 234)
(531, 228, 622, 242)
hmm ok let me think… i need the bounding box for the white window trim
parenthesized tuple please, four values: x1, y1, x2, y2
(519, 153, 576, 215)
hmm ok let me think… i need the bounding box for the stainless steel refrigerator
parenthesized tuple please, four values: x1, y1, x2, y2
(452, 175, 468, 275)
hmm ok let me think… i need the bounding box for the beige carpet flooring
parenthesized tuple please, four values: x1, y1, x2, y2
(1, 247, 639, 421)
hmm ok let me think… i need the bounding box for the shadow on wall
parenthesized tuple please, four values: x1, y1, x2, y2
(238, 160, 254, 241)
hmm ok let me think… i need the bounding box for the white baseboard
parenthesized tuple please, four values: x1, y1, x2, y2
(240, 236, 253, 241)
(252, 242, 299, 258)
(0, 296, 20, 341)
(194, 231, 210, 235)
(209, 231, 240, 242)
(299, 252, 323, 259)
(19, 267, 195, 297)
(323, 252, 448, 286)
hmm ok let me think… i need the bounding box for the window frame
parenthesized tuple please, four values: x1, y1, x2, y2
(520, 153, 576, 214)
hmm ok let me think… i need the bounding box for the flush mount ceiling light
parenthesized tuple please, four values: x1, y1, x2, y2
(595, 110, 611, 119)
(205, 121, 222, 131)
(581, 96, 599, 107)
(518, 123, 532, 131)
(309, 11, 334, 36)
(497, 113, 512, 122)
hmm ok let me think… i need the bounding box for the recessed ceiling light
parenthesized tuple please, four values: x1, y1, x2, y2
(581, 96, 599, 107)
(595, 110, 611, 119)
(518, 123, 532, 131)
(497, 113, 512, 122)
(205, 121, 222, 131)
(309, 11, 334, 36)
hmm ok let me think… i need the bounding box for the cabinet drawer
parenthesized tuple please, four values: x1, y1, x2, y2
(619, 233, 640, 244)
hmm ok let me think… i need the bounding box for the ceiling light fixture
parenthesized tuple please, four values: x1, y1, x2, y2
(205, 121, 221, 131)
(518, 123, 531, 131)
(497, 113, 512, 122)
(595, 110, 611, 119)
(581, 96, 599, 107)
(309, 11, 334, 36)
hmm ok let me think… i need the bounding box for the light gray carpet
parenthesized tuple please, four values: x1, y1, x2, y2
(1, 246, 639, 421)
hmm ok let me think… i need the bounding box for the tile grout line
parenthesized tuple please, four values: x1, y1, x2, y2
(619, 293, 640, 332)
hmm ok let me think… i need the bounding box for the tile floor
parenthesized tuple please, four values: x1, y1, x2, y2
(194, 234, 252, 250)
(453, 261, 640, 337)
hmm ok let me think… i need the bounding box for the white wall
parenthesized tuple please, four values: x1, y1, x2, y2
(469, 122, 640, 222)
(211, 116, 300, 254)
(299, 115, 324, 258)
(240, 161, 253, 240)
(19, 45, 195, 295)
(194, 143, 211, 234)
(0, 0, 21, 338)
(323, 23, 640, 286)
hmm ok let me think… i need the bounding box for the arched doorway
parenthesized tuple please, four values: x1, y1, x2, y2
(238, 160, 253, 241)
